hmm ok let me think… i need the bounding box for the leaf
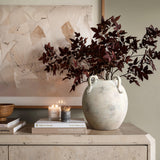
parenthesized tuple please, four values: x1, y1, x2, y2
(119, 30, 127, 35)
(143, 65, 148, 72)
(75, 32, 80, 37)
(142, 73, 148, 80)
(91, 27, 98, 33)
(146, 70, 153, 74)
(135, 80, 140, 86)
(151, 61, 156, 70)
(126, 56, 132, 63)
(115, 15, 121, 22)
(70, 85, 75, 92)
(63, 77, 70, 81)
(44, 66, 50, 72)
(139, 73, 143, 81)
(114, 24, 121, 31)
(134, 57, 138, 65)
(103, 52, 111, 62)
(39, 56, 43, 61)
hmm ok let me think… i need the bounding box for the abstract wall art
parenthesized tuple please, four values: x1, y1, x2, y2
(0, 5, 92, 99)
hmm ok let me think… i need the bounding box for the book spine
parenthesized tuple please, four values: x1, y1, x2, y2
(0, 118, 20, 128)
(34, 123, 86, 128)
(0, 130, 11, 133)
(13, 121, 26, 133)
(0, 124, 7, 128)
(0, 121, 26, 134)
(32, 128, 87, 134)
(7, 118, 20, 128)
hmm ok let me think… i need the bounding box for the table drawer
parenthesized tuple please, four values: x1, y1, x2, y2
(0, 146, 8, 160)
(9, 145, 147, 160)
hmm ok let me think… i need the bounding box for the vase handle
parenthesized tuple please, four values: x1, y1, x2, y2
(87, 75, 98, 93)
(113, 76, 123, 93)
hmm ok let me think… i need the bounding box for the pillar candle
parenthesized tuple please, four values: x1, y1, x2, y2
(48, 104, 61, 121)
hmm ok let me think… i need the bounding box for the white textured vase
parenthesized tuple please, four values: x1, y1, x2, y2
(82, 75, 128, 130)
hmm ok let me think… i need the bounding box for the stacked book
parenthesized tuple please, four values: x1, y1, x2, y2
(0, 118, 26, 134)
(32, 118, 87, 134)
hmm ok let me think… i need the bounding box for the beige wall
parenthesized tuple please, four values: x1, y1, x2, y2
(106, 0, 160, 159)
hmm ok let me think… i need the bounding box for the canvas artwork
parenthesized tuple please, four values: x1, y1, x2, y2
(0, 5, 92, 97)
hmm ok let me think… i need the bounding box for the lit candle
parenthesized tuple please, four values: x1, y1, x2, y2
(48, 104, 61, 121)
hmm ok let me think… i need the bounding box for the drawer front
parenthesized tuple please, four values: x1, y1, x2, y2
(9, 146, 147, 160)
(0, 146, 8, 160)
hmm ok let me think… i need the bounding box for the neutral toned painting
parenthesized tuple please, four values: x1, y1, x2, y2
(0, 5, 92, 97)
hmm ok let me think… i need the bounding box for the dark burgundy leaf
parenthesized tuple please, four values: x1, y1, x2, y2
(114, 16, 121, 22)
(142, 73, 148, 80)
(146, 70, 153, 74)
(75, 32, 80, 37)
(91, 27, 98, 33)
(135, 80, 140, 86)
(134, 57, 138, 65)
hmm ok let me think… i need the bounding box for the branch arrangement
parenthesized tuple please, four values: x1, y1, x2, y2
(39, 16, 160, 91)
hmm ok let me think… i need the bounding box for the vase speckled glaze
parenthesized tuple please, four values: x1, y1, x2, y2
(82, 75, 128, 130)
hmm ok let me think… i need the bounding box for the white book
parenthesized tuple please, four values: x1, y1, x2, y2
(0, 121, 26, 134)
(34, 118, 86, 128)
(13, 121, 26, 133)
(0, 118, 20, 128)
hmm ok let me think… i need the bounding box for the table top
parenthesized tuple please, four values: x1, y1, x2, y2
(17, 122, 146, 135)
(0, 123, 154, 146)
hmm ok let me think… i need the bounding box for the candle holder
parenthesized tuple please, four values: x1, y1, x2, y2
(48, 104, 61, 121)
(61, 106, 71, 122)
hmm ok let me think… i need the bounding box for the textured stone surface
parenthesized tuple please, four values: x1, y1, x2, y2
(0, 5, 92, 96)
(0, 146, 8, 160)
(0, 123, 155, 160)
(9, 146, 147, 160)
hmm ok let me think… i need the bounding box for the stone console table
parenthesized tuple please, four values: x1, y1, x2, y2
(0, 123, 155, 160)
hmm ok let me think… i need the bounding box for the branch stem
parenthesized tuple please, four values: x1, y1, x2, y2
(111, 68, 119, 79)
(130, 55, 143, 58)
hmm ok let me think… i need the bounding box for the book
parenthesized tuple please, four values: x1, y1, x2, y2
(0, 118, 20, 128)
(32, 127, 87, 134)
(0, 121, 26, 134)
(34, 118, 86, 128)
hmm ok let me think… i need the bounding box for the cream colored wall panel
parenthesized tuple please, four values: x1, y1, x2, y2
(0, 146, 8, 160)
(9, 146, 147, 160)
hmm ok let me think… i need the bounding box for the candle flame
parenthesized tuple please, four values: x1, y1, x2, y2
(55, 104, 59, 108)
(49, 104, 59, 109)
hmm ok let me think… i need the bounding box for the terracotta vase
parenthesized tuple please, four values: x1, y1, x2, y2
(82, 75, 128, 130)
